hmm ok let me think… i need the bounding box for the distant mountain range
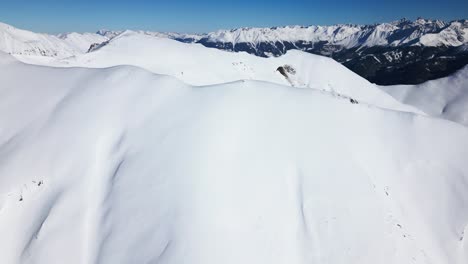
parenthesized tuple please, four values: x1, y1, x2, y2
(172, 18, 468, 85)
(1, 18, 467, 85)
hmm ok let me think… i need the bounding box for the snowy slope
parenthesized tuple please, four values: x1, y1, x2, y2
(420, 20, 468, 47)
(1, 52, 468, 264)
(0, 22, 109, 58)
(36, 31, 418, 113)
(381, 65, 468, 125)
(0, 22, 76, 57)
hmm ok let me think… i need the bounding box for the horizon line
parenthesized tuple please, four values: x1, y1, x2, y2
(1, 16, 467, 35)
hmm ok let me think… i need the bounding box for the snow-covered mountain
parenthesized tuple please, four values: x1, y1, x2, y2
(57, 32, 108, 53)
(419, 20, 468, 47)
(87, 18, 465, 55)
(0, 22, 108, 58)
(188, 18, 466, 53)
(381, 65, 468, 126)
(45, 30, 468, 128)
(0, 22, 197, 58)
(1, 19, 467, 84)
(1, 50, 468, 264)
(22, 30, 418, 113)
(184, 19, 468, 85)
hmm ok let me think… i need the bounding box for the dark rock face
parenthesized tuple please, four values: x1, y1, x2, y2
(337, 46, 468, 85)
(87, 41, 110, 53)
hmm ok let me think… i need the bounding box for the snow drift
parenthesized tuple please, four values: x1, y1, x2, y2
(0, 52, 467, 264)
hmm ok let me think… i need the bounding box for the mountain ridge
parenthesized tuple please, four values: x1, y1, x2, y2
(0, 18, 467, 85)
(177, 18, 465, 48)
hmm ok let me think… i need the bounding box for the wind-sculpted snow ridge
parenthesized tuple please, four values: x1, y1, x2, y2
(0, 52, 468, 264)
(381, 65, 468, 126)
(30, 31, 419, 114)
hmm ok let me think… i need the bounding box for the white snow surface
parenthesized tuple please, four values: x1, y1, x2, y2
(381, 65, 468, 126)
(0, 52, 468, 264)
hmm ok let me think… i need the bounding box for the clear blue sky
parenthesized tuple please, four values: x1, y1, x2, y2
(0, 0, 467, 33)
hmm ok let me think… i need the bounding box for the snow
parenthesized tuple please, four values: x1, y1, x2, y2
(381, 65, 468, 126)
(57, 32, 109, 53)
(0, 22, 110, 58)
(204, 25, 363, 46)
(0, 51, 468, 264)
(420, 21, 468, 47)
(1, 18, 468, 264)
(197, 19, 465, 49)
(1, 18, 466, 62)
(19, 31, 419, 114)
(359, 23, 397, 47)
(0, 23, 75, 57)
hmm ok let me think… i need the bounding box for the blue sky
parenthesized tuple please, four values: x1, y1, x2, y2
(0, 0, 467, 33)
